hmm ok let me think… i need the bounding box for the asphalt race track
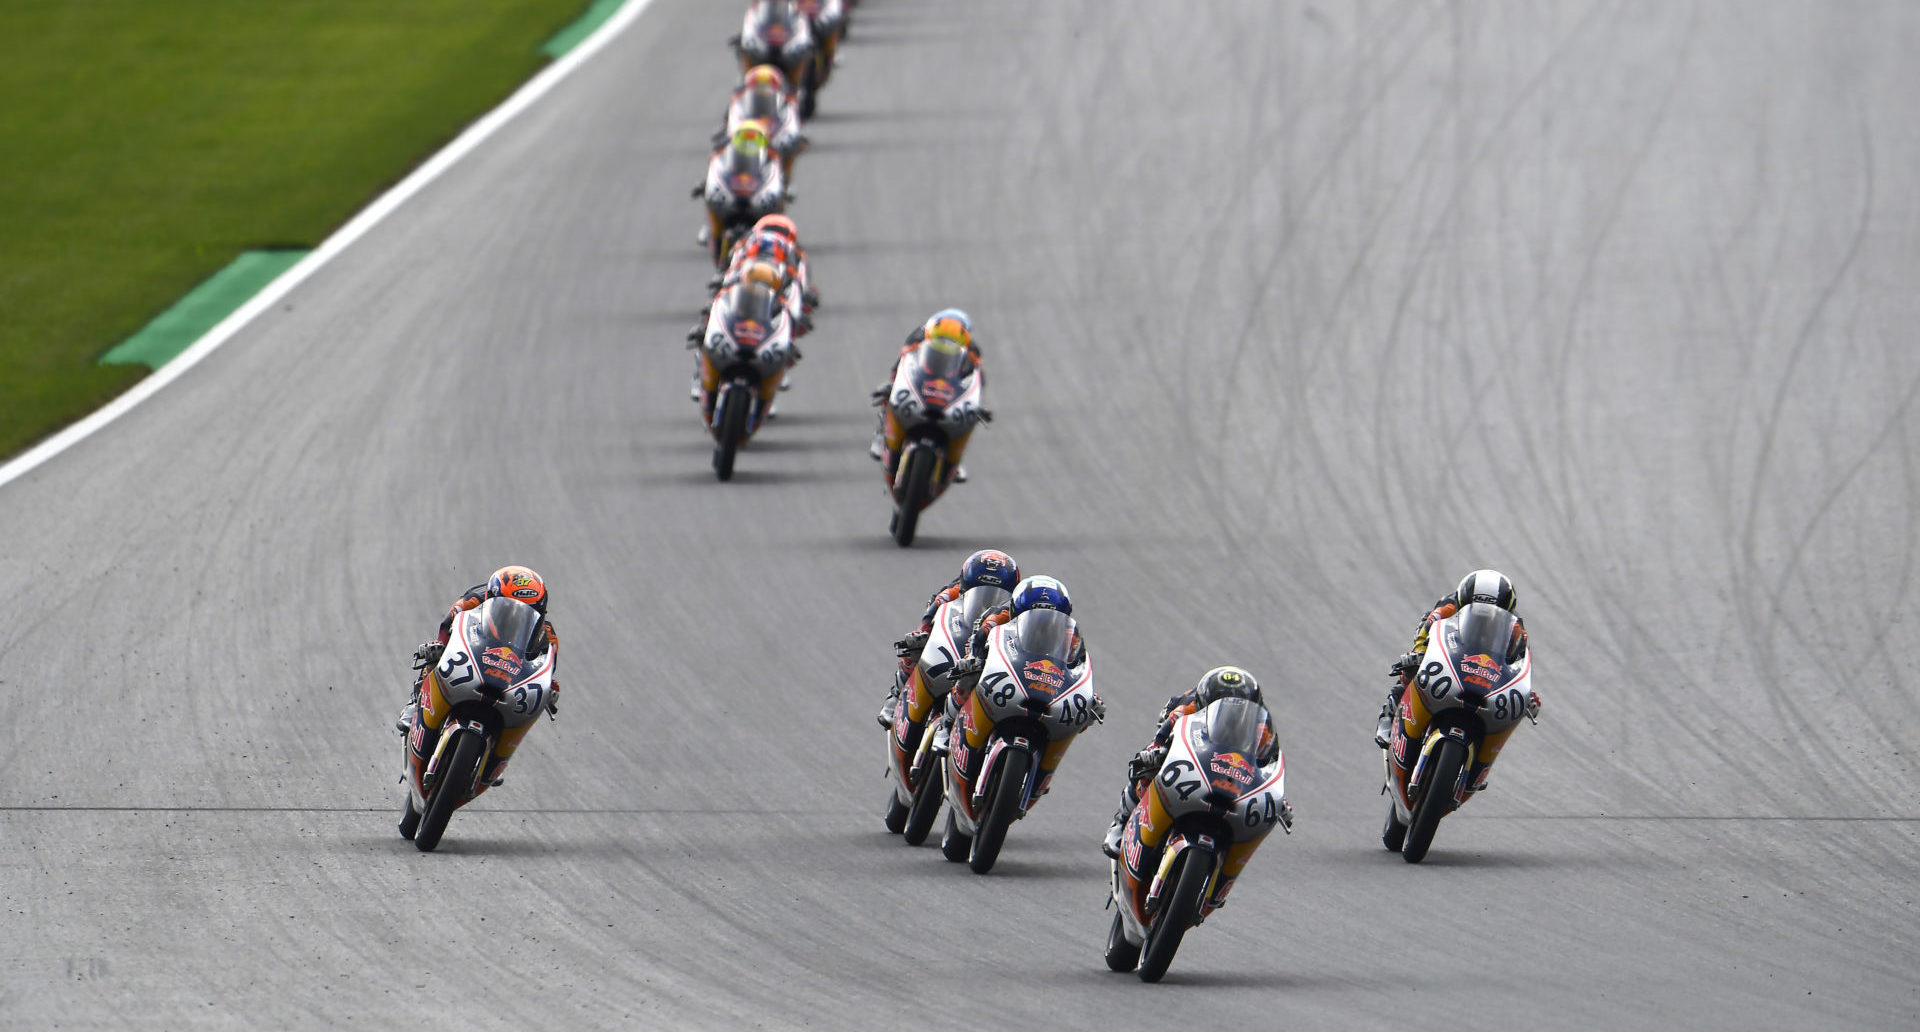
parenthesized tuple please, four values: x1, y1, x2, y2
(3, 1, 1917, 1027)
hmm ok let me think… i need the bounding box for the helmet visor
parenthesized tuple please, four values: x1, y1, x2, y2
(732, 282, 781, 326)
(1451, 602, 1518, 665)
(1199, 697, 1266, 757)
(916, 337, 967, 380)
(1006, 607, 1071, 663)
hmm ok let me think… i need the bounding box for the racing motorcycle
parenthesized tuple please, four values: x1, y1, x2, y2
(399, 598, 557, 852)
(876, 337, 986, 546)
(937, 607, 1099, 874)
(694, 134, 787, 270)
(796, 0, 846, 94)
(882, 582, 1012, 846)
(687, 277, 797, 480)
(717, 81, 806, 178)
(732, 0, 819, 118)
(1104, 698, 1288, 981)
(1380, 602, 1536, 863)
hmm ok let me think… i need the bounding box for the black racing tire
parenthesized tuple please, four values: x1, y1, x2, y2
(798, 80, 817, 119)
(1138, 848, 1212, 982)
(1382, 799, 1408, 852)
(891, 446, 934, 547)
(883, 790, 909, 834)
(968, 747, 1031, 875)
(713, 385, 751, 481)
(1402, 737, 1467, 864)
(398, 794, 421, 841)
(1104, 909, 1141, 972)
(414, 731, 484, 853)
(939, 809, 971, 862)
(902, 756, 944, 846)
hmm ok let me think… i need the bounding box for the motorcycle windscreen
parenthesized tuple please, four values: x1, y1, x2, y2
(753, 1, 799, 39)
(956, 585, 1011, 631)
(915, 337, 968, 381)
(741, 88, 780, 121)
(1005, 608, 1073, 703)
(1196, 697, 1268, 796)
(728, 283, 782, 339)
(462, 597, 543, 689)
(725, 146, 766, 178)
(1449, 602, 1520, 693)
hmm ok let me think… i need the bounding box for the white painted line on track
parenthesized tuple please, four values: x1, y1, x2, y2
(0, 0, 659, 493)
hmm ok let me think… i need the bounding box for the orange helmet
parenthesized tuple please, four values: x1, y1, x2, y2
(486, 565, 548, 613)
(743, 64, 787, 93)
(923, 312, 970, 349)
(754, 214, 798, 243)
(743, 259, 785, 290)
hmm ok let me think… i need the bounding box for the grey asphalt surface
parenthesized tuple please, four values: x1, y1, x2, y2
(4, 0, 1918, 1027)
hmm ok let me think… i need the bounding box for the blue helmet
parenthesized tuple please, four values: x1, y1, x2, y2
(959, 549, 1019, 591)
(1010, 575, 1071, 616)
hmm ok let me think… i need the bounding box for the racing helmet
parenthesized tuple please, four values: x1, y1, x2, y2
(729, 122, 770, 160)
(959, 549, 1020, 591)
(743, 64, 787, 93)
(930, 308, 973, 336)
(1455, 569, 1517, 613)
(1193, 665, 1262, 707)
(923, 312, 970, 350)
(486, 565, 548, 613)
(742, 259, 784, 290)
(1009, 575, 1071, 616)
(754, 214, 799, 242)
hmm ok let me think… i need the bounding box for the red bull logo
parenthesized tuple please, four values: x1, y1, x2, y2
(480, 646, 523, 677)
(1209, 752, 1256, 786)
(1460, 653, 1501, 688)
(1024, 659, 1065, 688)
(733, 319, 765, 345)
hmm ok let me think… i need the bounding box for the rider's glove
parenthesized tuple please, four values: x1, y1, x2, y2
(1087, 693, 1107, 724)
(951, 654, 984, 679)
(1277, 797, 1294, 833)
(870, 386, 889, 406)
(690, 184, 704, 199)
(1525, 690, 1541, 721)
(1126, 745, 1166, 783)
(1390, 650, 1422, 677)
(975, 408, 993, 424)
(547, 682, 560, 720)
(411, 642, 444, 671)
(893, 630, 930, 657)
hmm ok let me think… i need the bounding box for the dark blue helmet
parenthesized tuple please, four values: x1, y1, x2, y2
(959, 549, 1019, 591)
(1010, 575, 1071, 616)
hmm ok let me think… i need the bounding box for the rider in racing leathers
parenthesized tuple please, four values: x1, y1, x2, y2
(868, 309, 985, 478)
(935, 575, 1097, 750)
(1374, 569, 1538, 793)
(876, 548, 1020, 729)
(399, 565, 560, 734)
(1102, 666, 1290, 858)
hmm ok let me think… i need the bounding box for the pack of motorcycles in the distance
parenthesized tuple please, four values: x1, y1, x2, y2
(390, 0, 1542, 986)
(688, 0, 981, 547)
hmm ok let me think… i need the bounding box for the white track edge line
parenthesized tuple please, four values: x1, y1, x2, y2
(0, 0, 659, 492)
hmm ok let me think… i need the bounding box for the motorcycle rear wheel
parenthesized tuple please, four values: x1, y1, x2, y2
(1104, 909, 1141, 972)
(1381, 800, 1408, 852)
(882, 790, 909, 834)
(891, 447, 934, 547)
(968, 748, 1030, 874)
(414, 731, 484, 853)
(1401, 737, 1466, 864)
(902, 758, 944, 846)
(713, 386, 751, 481)
(1139, 848, 1211, 982)
(939, 809, 971, 862)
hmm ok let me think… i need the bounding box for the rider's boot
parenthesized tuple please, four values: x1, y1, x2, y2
(1374, 682, 1406, 749)
(876, 683, 899, 730)
(1102, 784, 1138, 858)
(930, 698, 955, 754)
(953, 465, 968, 483)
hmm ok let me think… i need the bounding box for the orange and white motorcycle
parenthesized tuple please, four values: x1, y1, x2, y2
(937, 608, 1100, 874)
(398, 598, 557, 852)
(1380, 602, 1537, 863)
(881, 582, 1011, 846)
(1105, 697, 1289, 982)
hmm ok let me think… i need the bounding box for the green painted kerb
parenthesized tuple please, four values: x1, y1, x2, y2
(540, 0, 629, 58)
(99, 249, 309, 370)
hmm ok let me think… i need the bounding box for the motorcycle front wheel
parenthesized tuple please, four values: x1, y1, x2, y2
(882, 790, 909, 834)
(1381, 800, 1408, 852)
(713, 385, 751, 481)
(968, 747, 1030, 874)
(1138, 848, 1212, 982)
(902, 756, 944, 846)
(1104, 908, 1141, 972)
(414, 731, 485, 853)
(939, 809, 971, 862)
(891, 446, 935, 546)
(1401, 737, 1466, 863)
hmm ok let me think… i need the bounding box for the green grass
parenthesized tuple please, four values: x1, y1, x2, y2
(0, 0, 600, 459)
